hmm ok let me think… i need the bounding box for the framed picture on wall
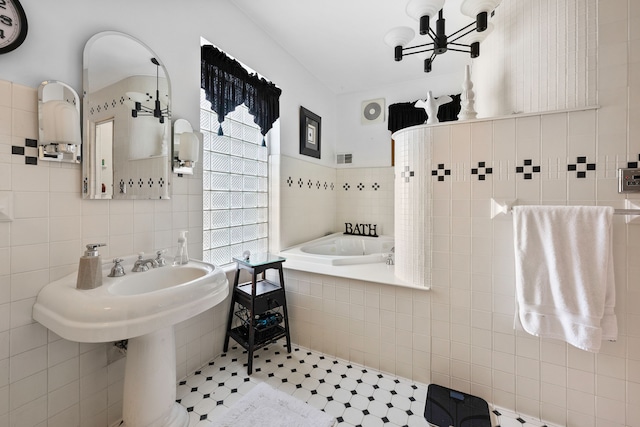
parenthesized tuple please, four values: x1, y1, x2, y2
(299, 106, 321, 159)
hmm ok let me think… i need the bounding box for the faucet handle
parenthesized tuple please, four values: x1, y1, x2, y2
(108, 258, 126, 277)
(155, 250, 167, 267)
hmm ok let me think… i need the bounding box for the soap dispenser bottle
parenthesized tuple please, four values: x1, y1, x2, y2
(173, 231, 189, 265)
(77, 243, 106, 290)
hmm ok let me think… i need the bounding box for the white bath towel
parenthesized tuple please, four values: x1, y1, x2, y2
(512, 205, 617, 352)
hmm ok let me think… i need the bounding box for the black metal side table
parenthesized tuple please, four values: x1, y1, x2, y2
(223, 253, 291, 374)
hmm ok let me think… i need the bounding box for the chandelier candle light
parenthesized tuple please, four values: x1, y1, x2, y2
(126, 57, 169, 124)
(384, 0, 501, 73)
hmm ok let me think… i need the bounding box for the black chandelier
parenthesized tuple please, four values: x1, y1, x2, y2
(384, 0, 501, 73)
(128, 58, 169, 123)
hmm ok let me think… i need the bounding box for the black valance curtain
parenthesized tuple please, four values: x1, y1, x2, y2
(387, 94, 461, 134)
(201, 45, 282, 139)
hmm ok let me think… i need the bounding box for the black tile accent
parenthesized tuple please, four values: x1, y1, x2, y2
(432, 164, 451, 182)
(517, 417, 526, 423)
(287, 177, 293, 187)
(372, 183, 380, 190)
(307, 179, 313, 189)
(516, 160, 541, 179)
(401, 166, 415, 183)
(357, 183, 365, 191)
(343, 183, 350, 191)
(568, 156, 596, 178)
(199, 414, 207, 421)
(471, 161, 493, 181)
(11, 146, 24, 155)
(25, 138, 37, 147)
(25, 156, 37, 165)
(492, 410, 501, 416)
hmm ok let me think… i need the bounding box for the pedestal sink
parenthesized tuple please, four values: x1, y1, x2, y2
(32, 256, 229, 427)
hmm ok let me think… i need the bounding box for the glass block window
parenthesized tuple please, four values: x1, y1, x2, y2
(201, 89, 268, 266)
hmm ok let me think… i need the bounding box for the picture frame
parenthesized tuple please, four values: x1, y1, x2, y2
(299, 106, 321, 159)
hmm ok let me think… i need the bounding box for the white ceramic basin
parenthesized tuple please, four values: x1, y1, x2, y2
(33, 256, 229, 343)
(33, 255, 229, 427)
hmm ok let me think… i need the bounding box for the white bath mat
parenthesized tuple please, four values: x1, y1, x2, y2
(210, 382, 335, 427)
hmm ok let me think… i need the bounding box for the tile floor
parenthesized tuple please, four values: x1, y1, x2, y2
(177, 340, 560, 427)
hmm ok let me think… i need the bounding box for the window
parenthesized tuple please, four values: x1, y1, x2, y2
(201, 93, 269, 266)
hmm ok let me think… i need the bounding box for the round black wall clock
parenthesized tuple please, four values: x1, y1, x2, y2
(0, 0, 28, 54)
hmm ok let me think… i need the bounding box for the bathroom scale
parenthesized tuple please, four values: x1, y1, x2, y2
(424, 384, 491, 427)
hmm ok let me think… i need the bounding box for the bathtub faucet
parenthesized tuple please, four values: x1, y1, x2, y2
(386, 247, 395, 265)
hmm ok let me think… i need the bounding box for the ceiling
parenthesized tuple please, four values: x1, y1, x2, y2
(229, 0, 475, 95)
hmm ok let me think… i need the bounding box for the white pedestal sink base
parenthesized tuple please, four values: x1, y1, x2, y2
(121, 327, 188, 427)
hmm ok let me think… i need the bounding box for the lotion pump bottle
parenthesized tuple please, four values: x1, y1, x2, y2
(174, 231, 189, 265)
(77, 243, 106, 290)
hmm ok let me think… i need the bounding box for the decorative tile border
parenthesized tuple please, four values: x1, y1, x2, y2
(285, 176, 335, 191)
(428, 154, 612, 183)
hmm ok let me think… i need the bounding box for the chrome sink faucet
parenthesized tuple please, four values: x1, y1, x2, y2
(132, 253, 159, 272)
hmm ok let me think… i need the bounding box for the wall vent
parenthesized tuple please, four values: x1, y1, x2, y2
(337, 153, 353, 164)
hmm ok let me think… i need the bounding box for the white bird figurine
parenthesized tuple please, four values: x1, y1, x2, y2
(415, 91, 453, 125)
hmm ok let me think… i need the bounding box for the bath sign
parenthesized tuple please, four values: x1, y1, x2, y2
(344, 223, 378, 237)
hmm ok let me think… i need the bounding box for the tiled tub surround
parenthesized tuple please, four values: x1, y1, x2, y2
(0, 80, 233, 427)
(276, 154, 394, 251)
(285, 109, 640, 427)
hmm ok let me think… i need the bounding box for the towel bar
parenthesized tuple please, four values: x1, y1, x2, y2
(490, 198, 640, 223)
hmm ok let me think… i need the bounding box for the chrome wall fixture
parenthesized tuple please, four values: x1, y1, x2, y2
(384, 0, 501, 73)
(127, 57, 169, 123)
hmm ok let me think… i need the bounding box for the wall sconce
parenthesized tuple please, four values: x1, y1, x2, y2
(37, 80, 82, 163)
(173, 118, 201, 175)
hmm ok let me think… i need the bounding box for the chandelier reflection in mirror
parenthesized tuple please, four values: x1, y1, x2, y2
(126, 57, 169, 123)
(384, 0, 500, 73)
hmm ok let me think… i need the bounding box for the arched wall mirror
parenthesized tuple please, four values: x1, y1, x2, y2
(37, 80, 82, 163)
(82, 31, 172, 199)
